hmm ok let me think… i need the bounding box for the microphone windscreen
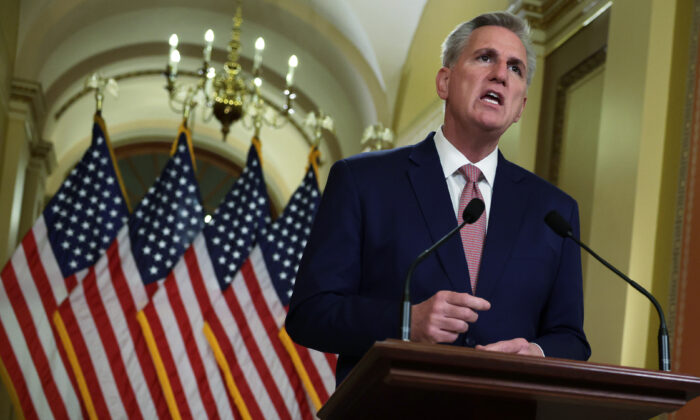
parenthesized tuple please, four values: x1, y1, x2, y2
(463, 198, 485, 224)
(544, 210, 572, 237)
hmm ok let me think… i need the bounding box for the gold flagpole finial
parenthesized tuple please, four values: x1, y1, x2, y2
(84, 72, 118, 115)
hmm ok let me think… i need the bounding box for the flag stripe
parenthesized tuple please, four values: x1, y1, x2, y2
(239, 259, 311, 419)
(278, 329, 322, 411)
(204, 315, 264, 419)
(141, 281, 197, 419)
(164, 267, 218, 419)
(301, 345, 330, 403)
(203, 321, 252, 420)
(53, 303, 104, 420)
(0, 295, 37, 420)
(85, 249, 144, 420)
(225, 279, 291, 419)
(57, 266, 125, 419)
(2, 250, 68, 419)
(106, 244, 159, 420)
(137, 306, 189, 420)
(213, 297, 270, 418)
(181, 247, 228, 419)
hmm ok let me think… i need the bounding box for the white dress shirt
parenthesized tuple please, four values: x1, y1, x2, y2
(433, 126, 498, 230)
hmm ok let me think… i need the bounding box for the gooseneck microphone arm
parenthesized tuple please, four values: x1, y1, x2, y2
(400, 198, 485, 341)
(544, 211, 670, 371)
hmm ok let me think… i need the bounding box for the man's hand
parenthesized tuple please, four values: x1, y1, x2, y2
(476, 338, 544, 357)
(410, 290, 490, 343)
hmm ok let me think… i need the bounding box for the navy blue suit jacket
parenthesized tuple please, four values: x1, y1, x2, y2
(286, 133, 591, 385)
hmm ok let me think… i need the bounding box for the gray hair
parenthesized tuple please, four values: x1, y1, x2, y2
(441, 12, 536, 86)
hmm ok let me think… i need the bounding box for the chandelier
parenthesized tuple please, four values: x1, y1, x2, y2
(164, 1, 299, 140)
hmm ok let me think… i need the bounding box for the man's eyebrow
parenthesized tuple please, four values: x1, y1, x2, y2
(507, 56, 525, 69)
(473, 47, 496, 56)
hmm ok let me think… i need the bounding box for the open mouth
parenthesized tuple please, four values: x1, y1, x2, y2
(481, 91, 503, 106)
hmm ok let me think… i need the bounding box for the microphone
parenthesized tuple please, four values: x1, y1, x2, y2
(400, 198, 485, 341)
(544, 210, 671, 371)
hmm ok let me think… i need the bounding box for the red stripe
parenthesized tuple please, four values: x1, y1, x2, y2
(0, 265, 39, 420)
(224, 267, 292, 420)
(182, 248, 225, 417)
(241, 260, 312, 418)
(57, 273, 112, 419)
(143, 299, 194, 420)
(23, 232, 88, 417)
(81, 250, 143, 420)
(204, 307, 264, 419)
(106, 244, 169, 419)
(324, 353, 337, 374)
(294, 344, 330, 404)
(166, 254, 219, 419)
(64, 273, 77, 294)
(1, 245, 69, 419)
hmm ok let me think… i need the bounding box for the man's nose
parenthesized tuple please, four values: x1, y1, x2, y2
(489, 63, 507, 86)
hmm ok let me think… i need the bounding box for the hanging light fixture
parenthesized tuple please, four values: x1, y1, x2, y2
(164, 0, 300, 140)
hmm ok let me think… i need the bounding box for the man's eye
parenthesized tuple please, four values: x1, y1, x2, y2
(510, 65, 522, 75)
(478, 55, 490, 62)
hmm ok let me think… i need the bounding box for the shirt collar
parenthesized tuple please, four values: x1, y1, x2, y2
(433, 126, 498, 187)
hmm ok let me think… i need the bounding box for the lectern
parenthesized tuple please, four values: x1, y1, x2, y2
(318, 340, 700, 419)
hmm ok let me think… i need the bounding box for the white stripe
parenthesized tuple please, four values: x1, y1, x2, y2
(33, 217, 70, 304)
(307, 349, 335, 397)
(191, 237, 236, 419)
(152, 262, 204, 417)
(248, 247, 287, 326)
(66, 267, 128, 419)
(211, 290, 278, 419)
(0, 271, 53, 417)
(233, 265, 300, 419)
(9, 237, 83, 417)
(105, 233, 158, 418)
(247, 247, 307, 416)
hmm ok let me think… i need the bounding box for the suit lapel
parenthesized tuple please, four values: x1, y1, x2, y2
(477, 152, 530, 300)
(406, 134, 469, 293)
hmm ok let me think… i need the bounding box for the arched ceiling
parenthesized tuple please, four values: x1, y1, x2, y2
(14, 0, 428, 201)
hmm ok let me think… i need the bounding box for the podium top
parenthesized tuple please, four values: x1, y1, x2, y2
(319, 339, 700, 420)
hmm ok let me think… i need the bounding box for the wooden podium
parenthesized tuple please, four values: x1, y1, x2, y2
(318, 340, 700, 419)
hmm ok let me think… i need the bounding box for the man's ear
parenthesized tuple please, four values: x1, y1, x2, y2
(512, 96, 527, 123)
(436, 67, 450, 100)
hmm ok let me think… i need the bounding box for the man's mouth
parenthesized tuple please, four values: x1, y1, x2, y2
(481, 91, 503, 106)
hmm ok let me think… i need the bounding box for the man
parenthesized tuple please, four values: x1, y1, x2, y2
(286, 11, 591, 386)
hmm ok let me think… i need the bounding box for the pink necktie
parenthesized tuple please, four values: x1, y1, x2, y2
(458, 164, 486, 293)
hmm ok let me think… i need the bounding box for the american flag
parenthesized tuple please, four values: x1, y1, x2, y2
(136, 139, 275, 418)
(0, 115, 129, 419)
(53, 126, 203, 419)
(203, 150, 335, 419)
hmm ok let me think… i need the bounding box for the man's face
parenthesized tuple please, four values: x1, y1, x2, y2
(437, 25, 529, 137)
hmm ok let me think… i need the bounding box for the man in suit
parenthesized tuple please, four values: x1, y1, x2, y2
(286, 11, 591, 386)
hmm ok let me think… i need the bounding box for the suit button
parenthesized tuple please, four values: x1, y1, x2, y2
(465, 337, 475, 347)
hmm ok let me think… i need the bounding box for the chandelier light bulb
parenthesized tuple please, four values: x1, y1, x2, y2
(170, 49, 181, 63)
(255, 37, 265, 51)
(205, 29, 215, 43)
(169, 34, 179, 47)
(288, 55, 298, 68)
(254, 77, 262, 88)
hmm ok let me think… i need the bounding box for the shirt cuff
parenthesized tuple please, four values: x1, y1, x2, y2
(532, 342, 545, 357)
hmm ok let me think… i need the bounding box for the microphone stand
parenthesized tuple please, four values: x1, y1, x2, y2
(545, 211, 670, 371)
